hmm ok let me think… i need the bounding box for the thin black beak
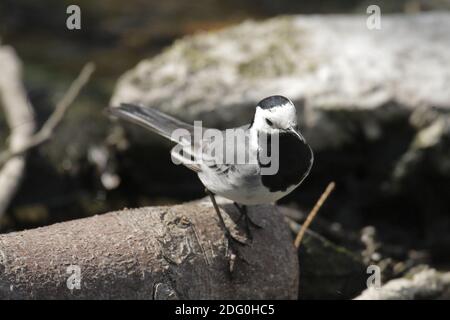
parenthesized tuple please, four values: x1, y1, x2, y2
(288, 126, 305, 142)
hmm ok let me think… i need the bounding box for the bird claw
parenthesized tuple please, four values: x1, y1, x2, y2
(224, 232, 248, 274)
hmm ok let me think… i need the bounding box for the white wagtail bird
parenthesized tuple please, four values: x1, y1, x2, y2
(110, 95, 313, 257)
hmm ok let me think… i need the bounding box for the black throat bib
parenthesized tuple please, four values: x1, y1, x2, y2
(257, 131, 313, 192)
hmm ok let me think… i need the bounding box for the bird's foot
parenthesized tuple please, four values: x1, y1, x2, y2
(223, 230, 249, 274)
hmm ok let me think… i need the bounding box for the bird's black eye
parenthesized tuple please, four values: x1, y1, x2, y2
(265, 118, 273, 126)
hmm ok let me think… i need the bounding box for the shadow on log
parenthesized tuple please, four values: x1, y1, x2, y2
(0, 198, 298, 299)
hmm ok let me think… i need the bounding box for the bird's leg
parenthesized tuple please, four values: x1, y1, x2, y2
(205, 188, 245, 274)
(205, 189, 247, 274)
(234, 203, 263, 241)
(205, 189, 245, 245)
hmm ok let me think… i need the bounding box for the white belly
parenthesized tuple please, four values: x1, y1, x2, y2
(197, 169, 299, 205)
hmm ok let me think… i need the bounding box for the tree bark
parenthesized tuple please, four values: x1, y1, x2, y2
(0, 198, 298, 299)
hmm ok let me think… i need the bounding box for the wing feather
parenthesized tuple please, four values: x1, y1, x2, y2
(109, 103, 194, 143)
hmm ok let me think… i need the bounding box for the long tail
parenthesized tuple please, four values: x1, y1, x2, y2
(109, 103, 202, 172)
(109, 103, 194, 143)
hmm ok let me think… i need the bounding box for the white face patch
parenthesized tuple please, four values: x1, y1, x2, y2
(252, 102, 298, 133)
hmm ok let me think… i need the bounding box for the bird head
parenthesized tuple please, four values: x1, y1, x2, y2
(252, 95, 302, 140)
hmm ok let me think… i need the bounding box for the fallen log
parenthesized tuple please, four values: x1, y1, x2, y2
(0, 198, 298, 299)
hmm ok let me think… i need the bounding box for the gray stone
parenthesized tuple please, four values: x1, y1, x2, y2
(111, 13, 450, 150)
(355, 268, 450, 300)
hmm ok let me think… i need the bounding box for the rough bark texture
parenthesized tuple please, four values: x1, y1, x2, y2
(0, 198, 298, 299)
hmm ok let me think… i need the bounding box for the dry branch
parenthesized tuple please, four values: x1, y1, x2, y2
(0, 42, 94, 219)
(0, 198, 298, 299)
(0, 62, 95, 167)
(0, 46, 36, 216)
(294, 182, 335, 249)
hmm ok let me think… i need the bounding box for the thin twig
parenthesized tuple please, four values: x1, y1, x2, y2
(294, 181, 335, 249)
(0, 62, 96, 167)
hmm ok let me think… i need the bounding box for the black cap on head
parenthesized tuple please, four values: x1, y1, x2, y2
(257, 95, 291, 110)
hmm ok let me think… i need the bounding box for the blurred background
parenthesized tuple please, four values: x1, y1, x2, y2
(0, 0, 449, 299)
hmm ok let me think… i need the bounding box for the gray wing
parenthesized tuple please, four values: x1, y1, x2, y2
(170, 124, 255, 175)
(193, 124, 254, 175)
(110, 103, 253, 174)
(109, 103, 194, 143)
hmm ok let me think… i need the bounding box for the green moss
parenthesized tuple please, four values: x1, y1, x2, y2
(172, 39, 220, 72)
(238, 44, 298, 78)
(299, 232, 367, 299)
(236, 18, 316, 78)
